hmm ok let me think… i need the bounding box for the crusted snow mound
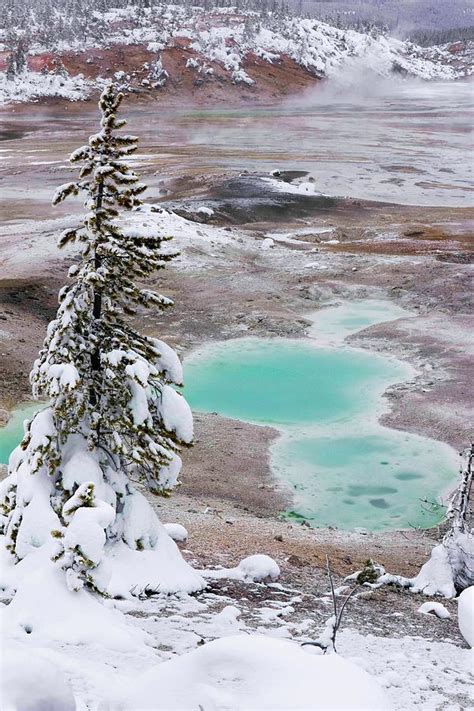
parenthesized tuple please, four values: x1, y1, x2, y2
(202, 554, 281, 583)
(237, 553, 281, 581)
(164, 523, 188, 542)
(116, 634, 390, 710)
(0, 644, 75, 711)
(417, 601, 451, 619)
(457, 586, 474, 647)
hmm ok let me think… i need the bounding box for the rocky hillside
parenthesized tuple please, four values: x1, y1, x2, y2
(0, 4, 472, 104)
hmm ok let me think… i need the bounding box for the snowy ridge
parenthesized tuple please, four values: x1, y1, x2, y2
(0, 4, 470, 104)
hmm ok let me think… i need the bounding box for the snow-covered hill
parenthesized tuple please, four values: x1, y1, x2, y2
(0, 4, 472, 104)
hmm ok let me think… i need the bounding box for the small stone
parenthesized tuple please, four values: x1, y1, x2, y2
(274, 534, 284, 542)
(0, 409, 10, 426)
(288, 554, 304, 567)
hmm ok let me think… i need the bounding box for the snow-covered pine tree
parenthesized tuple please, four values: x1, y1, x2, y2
(149, 56, 169, 88)
(0, 84, 204, 597)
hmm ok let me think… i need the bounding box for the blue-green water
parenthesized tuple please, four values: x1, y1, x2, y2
(0, 404, 39, 465)
(184, 303, 458, 531)
(307, 300, 409, 345)
(185, 339, 406, 428)
(273, 430, 454, 530)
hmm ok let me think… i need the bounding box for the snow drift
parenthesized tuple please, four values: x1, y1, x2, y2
(115, 634, 391, 710)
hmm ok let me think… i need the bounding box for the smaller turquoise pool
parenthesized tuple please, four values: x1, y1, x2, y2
(273, 429, 452, 530)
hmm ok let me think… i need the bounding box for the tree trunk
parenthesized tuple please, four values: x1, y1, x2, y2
(90, 181, 104, 407)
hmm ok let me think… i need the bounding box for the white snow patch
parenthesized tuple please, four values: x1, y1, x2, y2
(0, 644, 76, 711)
(262, 176, 319, 195)
(164, 523, 188, 543)
(458, 586, 474, 647)
(417, 601, 451, 619)
(115, 634, 390, 710)
(203, 554, 280, 583)
(196, 206, 214, 216)
(261, 237, 275, 250)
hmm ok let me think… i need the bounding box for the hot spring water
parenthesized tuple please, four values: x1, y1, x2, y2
(0, 301, 458, 531)
(0, 403, 39, 467)
(184, 301, 458, 531)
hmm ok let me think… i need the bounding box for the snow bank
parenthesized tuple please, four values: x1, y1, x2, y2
(1, 548, 148, 651)
(0, 644, 75, 711)
(124, 206, 235, 259)
(106, 538, 204, 597)
(164, 522, 188, 542)
(417, 601, 450, 619)
(203, 554, 281, 583)
(116, 634, 390, 710)
(457, 586, 474, 647)
(262, 176, 319, 195)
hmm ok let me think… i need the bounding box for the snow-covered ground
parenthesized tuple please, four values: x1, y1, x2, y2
(1, 541, 472, 710)
(0, 71, 94, 104)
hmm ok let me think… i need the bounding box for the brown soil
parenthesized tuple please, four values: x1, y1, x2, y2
(181, 412, 287, 516)
(0, 43, 320, 106)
